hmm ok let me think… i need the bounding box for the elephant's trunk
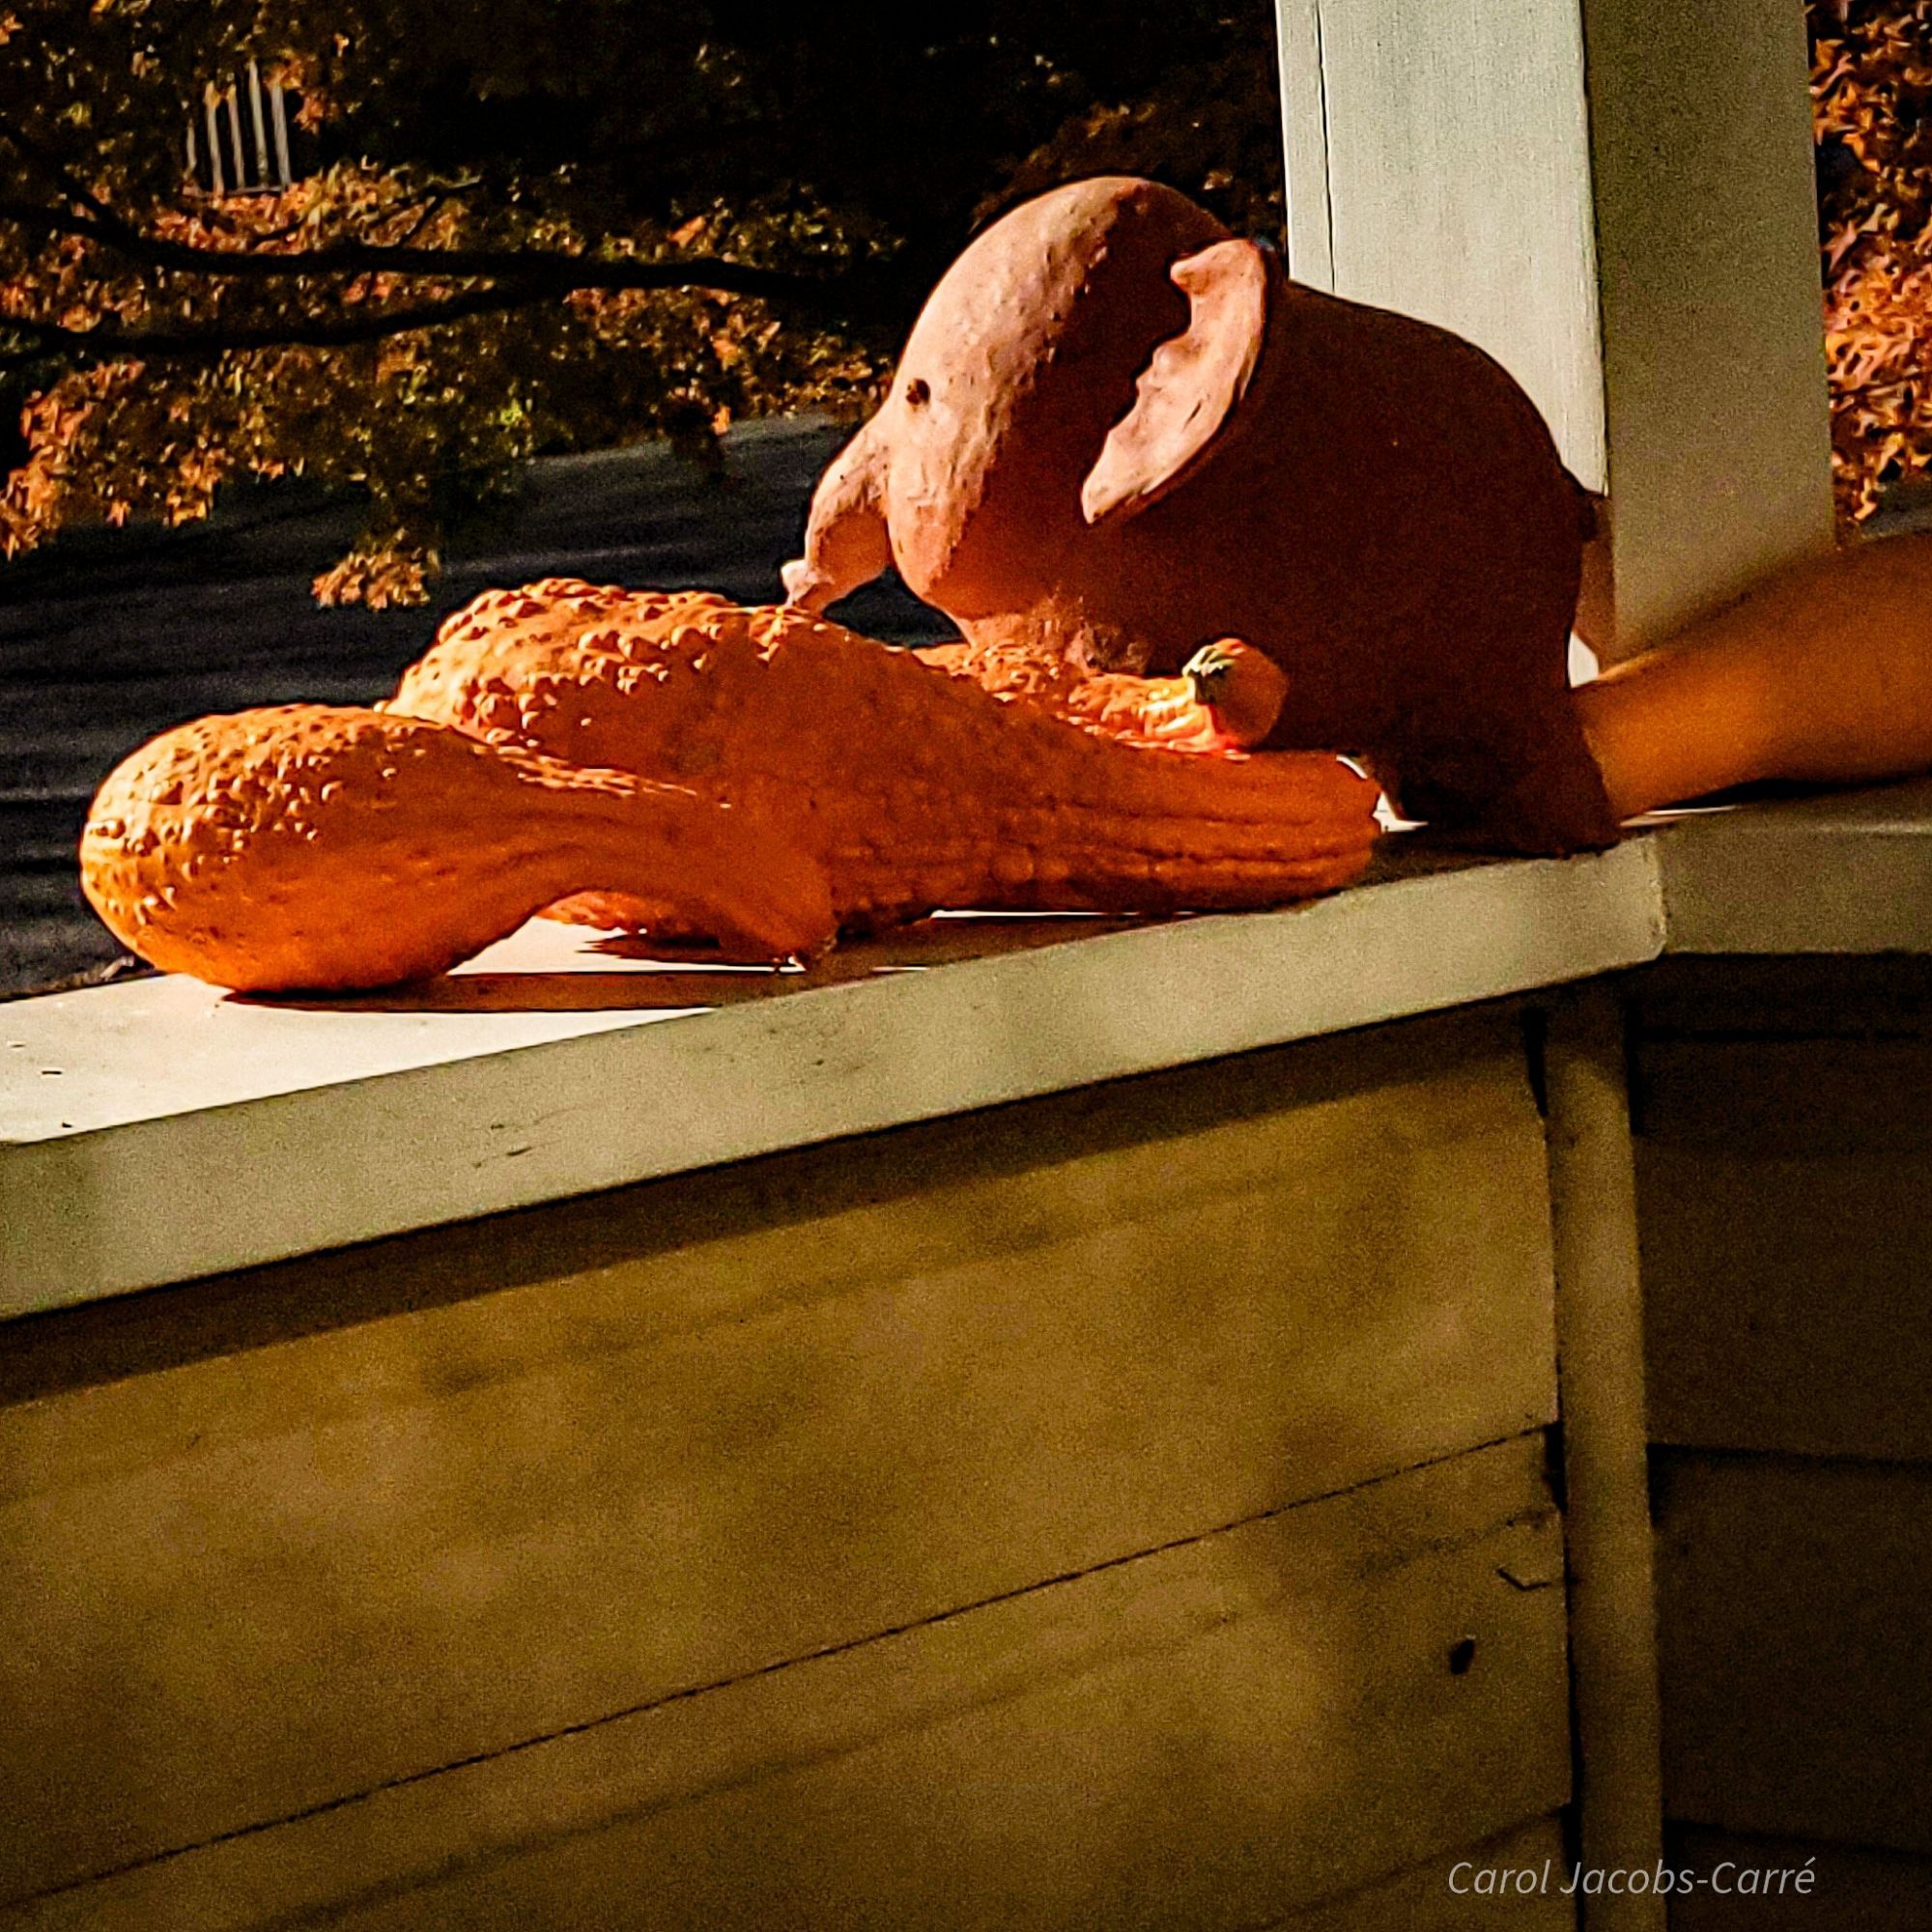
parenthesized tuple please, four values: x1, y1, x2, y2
(781, 418, 893, 612)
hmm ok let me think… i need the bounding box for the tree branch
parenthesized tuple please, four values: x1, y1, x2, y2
(0, 114, 123, 227)
(0, 195, 897, 321)
(0, 281, 560, 367)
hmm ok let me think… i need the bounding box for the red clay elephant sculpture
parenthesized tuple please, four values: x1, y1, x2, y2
(783, 175, 1619, 853)
(786, 174, 1932, 849)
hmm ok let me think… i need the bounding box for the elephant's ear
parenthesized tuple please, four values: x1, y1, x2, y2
(1080, 239, 1271, 526)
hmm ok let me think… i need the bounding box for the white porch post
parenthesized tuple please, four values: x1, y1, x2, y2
(1544, 988, 1667, 1932)
(1273, 0, 1834, 659)
(1267, 17, 1833, 1915)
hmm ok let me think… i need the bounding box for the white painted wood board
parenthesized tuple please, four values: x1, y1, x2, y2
(1657, 780, 1932, 954)
(1578, 0, 1835, 650)
(0, 838, 1664, 1315)
(1306, 0, 1606, 488)
(14, 776, 1932, 1316)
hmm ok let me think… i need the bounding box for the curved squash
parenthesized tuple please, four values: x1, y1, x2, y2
(913, 636, 1291, 753)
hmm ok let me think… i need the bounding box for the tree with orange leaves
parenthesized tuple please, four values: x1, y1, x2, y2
(1, 1, 1284, 607)
(1813, 2, 1932, 524)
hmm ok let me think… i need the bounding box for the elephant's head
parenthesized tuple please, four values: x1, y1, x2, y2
(785, 177, 1238, 622)
(786, 175, 1618, 853)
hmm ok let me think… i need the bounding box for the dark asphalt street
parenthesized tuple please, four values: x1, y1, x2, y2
(0, 415, 949, 997)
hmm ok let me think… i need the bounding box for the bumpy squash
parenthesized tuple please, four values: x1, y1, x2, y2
(81, 704, 834, 990)
(387, 582, 1378, 936)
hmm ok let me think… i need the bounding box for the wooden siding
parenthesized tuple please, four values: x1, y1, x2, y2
(1665, 1829, 1932, 1930)
(1277, 1816, 1575, 1929)
(0, 1009, 1560, 1918)
(1654, 1450, 1932, 1857)
(8, 1436, 1567, 1930)
(1635, 966, 1932, 1463)
(1634, 963, 1932, 1917)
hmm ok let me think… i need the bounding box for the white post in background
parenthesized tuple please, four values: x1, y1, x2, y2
(1274, 0, 1333, 289)
(1274, 0, 1834, 660)
(1544, 990, 1666, 1932)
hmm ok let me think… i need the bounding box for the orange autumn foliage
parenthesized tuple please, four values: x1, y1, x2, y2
(1816, 1, 1932, 522)
(2, 2, 1282, 606)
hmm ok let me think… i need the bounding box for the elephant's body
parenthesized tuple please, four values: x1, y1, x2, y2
(788, 177, 1620, 853)
(1009, 273, 1616, 851)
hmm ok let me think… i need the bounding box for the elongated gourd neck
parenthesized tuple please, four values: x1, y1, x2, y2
(1573, 532, 1932, 822)
(1572, 635, 1782, 821)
